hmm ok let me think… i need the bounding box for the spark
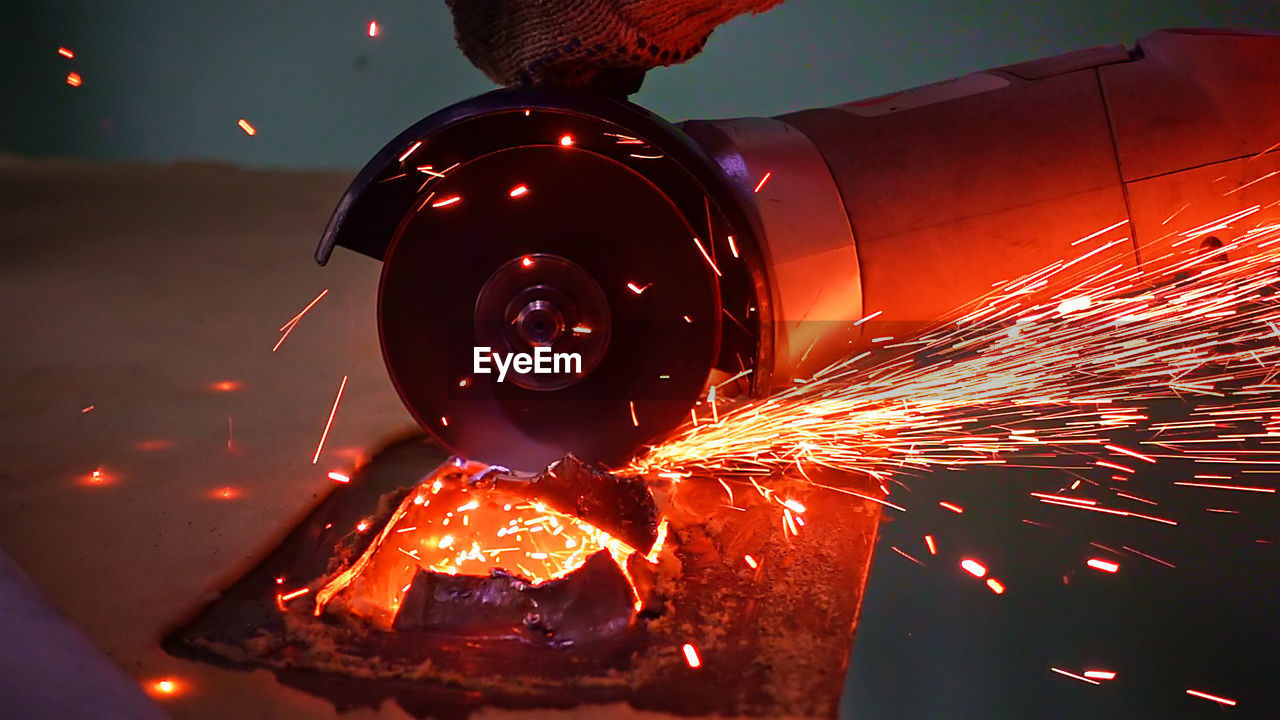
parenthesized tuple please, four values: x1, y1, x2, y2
(572, 324, 592, 334)
(81, 405, 94, 413)
(1086, 558, 1119, 573)
(311, 375, 348, 464)
(1083, 670, 1116, 680)
(960, 559, 987, 578)
(367, 20, 378, 37)
(209, 380, 241, 392)
(559, 134, 574, 147)
(629, 400, 639, 427)
(890, 546, 925, 565)
(431, 195, 461, 208)
(1103, 444, 1156, 463)
(682, 643, 702, 669)
(627, 281, 652, 295)
(1185, 689, 1236, 706)
(274, 288, 329, 351)
(727, 235, 739, 258)
(1173, 480, 1275, 493)
(328, 472, 350, 483)
(65, 72, 82, 87)
(509, 184, 529, 198)
(939, 501, 964, 514)
(753, 171, 772, 193)
(1051, 667, 1101, 685)
(985, 578, 1005, 594)
(1071, 218, 1129, 246)
(744, 554, 758, 569)
(398, 141, 422, 163)
(692, 236, 722, 277)
(237, 118, 256, 135)
(854, 310, 883, 326)
(58, 47, 75, 59)
(279, 587, 310, 602)
(924, 535, 937, 555)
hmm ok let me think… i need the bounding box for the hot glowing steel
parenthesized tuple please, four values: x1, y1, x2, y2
(311, 472, 663, 627)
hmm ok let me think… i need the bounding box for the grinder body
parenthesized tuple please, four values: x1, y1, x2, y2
(317, 29, 1280, 470)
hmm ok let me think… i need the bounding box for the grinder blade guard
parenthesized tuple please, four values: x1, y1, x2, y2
(317, 90, 770, 470)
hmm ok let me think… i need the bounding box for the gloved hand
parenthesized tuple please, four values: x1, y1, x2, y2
(445, 0, 784, 94)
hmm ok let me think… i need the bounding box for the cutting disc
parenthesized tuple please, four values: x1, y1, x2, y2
(378, 144, 722, 470)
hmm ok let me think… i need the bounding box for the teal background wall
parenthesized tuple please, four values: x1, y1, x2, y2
(3, 1, 1277, 169)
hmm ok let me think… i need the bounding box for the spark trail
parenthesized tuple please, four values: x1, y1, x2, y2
(632, 206, 1280, 496)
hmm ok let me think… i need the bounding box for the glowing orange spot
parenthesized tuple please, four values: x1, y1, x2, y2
(939, 501, 964, 514)
(985, 578, 1005, 594)
(328, 472, 350, 483)
(134, 439, 172, 451)
(356, 520, 370, 532)
(79, 468, 114, 487)
(1086, 558, 1119, 573)
(559, 134, 574, 147)
(520, 256, 534, 268)
(1083, 670, 1116, 680)
(209, 380, 242, 393)
(458, 378, 470, 387)
(960, 559, 987, 578)
(367, 20, 378, 37)
(65, 72, 82, 87)
(440, 416, 449, 427)
(209, 486, 242, 500)
(58, 47, 75, 59)
(744, 554, 758, 569)
(682, 643, 702, 669)
(237, 119, 256, 136)
(509, 184, 529, 198)
(81, 405, 94, 413)
(431, 195, 461, 208)
(148, 678, 181, 697)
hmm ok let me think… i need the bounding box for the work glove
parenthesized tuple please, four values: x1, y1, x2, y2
(445, 0, 784, 94)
